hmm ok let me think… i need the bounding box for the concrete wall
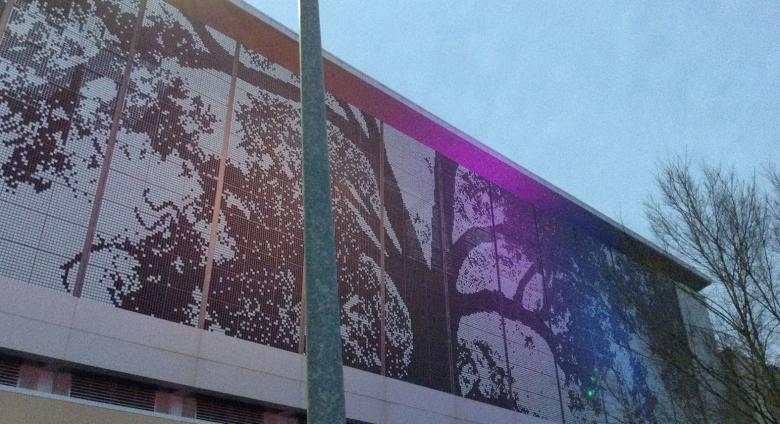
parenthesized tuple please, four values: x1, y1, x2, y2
(0, 277, 551, 424)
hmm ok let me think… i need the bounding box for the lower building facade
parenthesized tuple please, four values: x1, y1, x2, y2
(0, 0, 714, 422)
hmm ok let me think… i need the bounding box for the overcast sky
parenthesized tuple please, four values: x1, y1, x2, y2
(245, 0, 779, 240)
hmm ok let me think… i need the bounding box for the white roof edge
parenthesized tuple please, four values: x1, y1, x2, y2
(228, 0, 711, 289)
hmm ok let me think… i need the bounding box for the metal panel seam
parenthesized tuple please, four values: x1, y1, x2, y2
(532, 205, 567, 423)
(436, 160, 456, 395)
(198, 41, 242, 330)
(72, 0, 149, 298)
(489, 185, 514, 408)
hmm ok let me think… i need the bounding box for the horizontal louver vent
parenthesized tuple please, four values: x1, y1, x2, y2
(196, 395, 265, 424)
(0, 355, 21, 387)
(70, 371, 156, 411)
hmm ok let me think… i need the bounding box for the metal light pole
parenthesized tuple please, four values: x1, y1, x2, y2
(298, 1, 347, 423)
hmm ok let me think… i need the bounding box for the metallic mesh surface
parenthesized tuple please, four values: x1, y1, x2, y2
(0, 0, 703, 422)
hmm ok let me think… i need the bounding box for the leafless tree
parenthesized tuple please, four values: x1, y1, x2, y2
(640, 158, 780, 424)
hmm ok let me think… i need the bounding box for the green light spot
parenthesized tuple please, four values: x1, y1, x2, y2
(586, 389, 595, 398)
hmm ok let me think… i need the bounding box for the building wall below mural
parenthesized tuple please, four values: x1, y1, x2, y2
(0, 0, 708, 423)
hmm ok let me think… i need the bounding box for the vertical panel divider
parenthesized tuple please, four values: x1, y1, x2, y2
(532, 206, 568, 423)
(0, 0, 16, 44)
(71, 0, 148, 298)
(198, 41, 241, 330)
(595, 224, 609, 424)
(436, 160, 456, 394)
(488, 186, 514, 408)
(378, 122, 387, 375)
(604, 239, 624, 424)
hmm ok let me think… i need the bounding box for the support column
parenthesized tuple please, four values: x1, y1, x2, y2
(436, 160, 456, 394)
(298, 1, 346, 423)
(72, 0, 148, 297)
(488, 186, 514, 408)
(532, 206, 567, 423)
(198, 41, 242, 330)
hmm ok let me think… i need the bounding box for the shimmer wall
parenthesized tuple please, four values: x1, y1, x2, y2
(0, 0, 703, 422)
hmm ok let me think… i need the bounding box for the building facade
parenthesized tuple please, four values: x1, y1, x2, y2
(0, 0, 713, 423)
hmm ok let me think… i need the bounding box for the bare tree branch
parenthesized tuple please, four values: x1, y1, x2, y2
(640, 157, 780, 423)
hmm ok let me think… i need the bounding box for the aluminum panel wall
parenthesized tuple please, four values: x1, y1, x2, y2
(0, 1, 707, 422)
(206, 45, 303, 351)
(0, 0, 137, 293)
(383, 124, 449, 391)
(80, 0, 228, 324)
